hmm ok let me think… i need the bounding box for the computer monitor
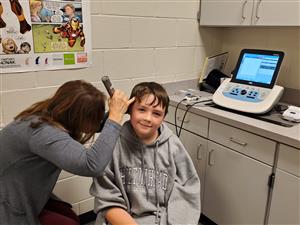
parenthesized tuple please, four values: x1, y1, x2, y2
(231, 49, 284, 88)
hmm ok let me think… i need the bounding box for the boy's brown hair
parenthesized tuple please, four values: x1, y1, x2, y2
(129, 82, 169, 115)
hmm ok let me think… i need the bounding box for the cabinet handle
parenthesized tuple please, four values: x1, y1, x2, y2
(229, 137, 248, 147)
(208, 149, 215, 166)
(242, 0, 248, 20)
(255, 0, 262, 19)
(197, 144, 203, 160)
(176, 116, 190, 124)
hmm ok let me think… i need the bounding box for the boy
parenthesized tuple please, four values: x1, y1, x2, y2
(90, 82, 201, 225)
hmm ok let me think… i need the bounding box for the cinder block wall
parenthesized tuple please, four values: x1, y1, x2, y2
(221, 27, 300, 90)
(0, 1, 224, 126)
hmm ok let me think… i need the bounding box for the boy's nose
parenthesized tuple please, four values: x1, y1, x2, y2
(144, 112, 152, 121)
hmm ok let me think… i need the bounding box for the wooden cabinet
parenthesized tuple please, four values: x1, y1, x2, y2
(276, 144, 300, 177)
(165, 105, 209, 138)
(166, 105, 299, 225)
(199, 0, 300, 26)
(166, 107, 276, 224)
(209, 120, 276, 165)
(252, 0, 300, 26)
(180, 129, 208, 206)
(165, 105, 209, 205)
(200, 0, 253, 26)
(166, 122, 208, 206)
(203, 140, 272, 224)
(268, 169, 300, 225)
(204, 120, 277, 224)
(268, 144, 300, 225)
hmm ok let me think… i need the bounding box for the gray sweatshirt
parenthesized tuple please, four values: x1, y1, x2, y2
(90, 121, 201, 225)
(0, 116, 121, 225)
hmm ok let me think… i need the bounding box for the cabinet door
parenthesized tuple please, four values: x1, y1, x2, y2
(200, 0, 254, 26)
(203, 141, 271, 224)
(252, 0, 300, 26)
(180, 129, 208, 205)
(268, 169, 300, 225)
(166, 123, 207, 205)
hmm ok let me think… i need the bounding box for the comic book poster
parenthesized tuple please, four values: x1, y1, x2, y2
(0, 0, 91, 73)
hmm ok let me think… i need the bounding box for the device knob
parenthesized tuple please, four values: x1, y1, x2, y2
(241, 89, 247, 95)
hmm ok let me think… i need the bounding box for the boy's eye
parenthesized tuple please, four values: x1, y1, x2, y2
(153, 112, 162, 116)
(138, 108, 145, 112)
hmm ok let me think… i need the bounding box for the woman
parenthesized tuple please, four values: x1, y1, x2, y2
(0, 80, 134, 225)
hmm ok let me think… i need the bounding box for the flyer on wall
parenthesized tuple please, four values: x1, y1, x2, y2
(0, 0, 92, 73)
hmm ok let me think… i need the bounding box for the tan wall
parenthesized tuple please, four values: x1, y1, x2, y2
(0, 1, 223, 126)
(221, 27, 300, 90)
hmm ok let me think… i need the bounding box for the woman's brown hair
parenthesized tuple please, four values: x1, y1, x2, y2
(15, 80, 106, 144)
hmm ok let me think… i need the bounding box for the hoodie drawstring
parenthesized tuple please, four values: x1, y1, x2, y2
(154, 141, 161, 225)
(141, 141, 161, 224)
(141, 147, 149, 200)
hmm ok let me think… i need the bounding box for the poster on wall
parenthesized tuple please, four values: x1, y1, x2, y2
(0, 0, 91, 73)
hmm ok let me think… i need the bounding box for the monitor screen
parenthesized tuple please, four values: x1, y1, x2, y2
(232, 49, 284, 88)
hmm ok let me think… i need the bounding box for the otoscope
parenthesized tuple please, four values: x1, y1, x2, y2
(98, 76, 115, 132)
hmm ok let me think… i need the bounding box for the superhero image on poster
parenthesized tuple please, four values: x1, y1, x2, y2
(0, 0, 91, 73)
(0, 0, 32, 56)
(32, 20, 85, 53)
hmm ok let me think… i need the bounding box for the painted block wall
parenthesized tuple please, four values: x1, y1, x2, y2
(221, 27, 300, 90)
(0, 0, 223, 126)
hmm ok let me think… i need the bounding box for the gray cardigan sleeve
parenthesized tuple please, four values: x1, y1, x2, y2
(28, 119, 121, 177)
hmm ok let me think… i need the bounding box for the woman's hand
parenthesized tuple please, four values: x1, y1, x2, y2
(108, 90, 135, 124)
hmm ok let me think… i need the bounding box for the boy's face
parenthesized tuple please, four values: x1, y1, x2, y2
(130, 94, 165, 144)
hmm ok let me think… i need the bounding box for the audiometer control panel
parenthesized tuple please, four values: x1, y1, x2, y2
(222, 83, 270, 103)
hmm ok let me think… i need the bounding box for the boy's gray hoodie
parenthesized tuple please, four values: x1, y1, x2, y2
(90, 121, 201, 225)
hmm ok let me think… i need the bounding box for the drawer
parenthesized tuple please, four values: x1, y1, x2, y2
(277, 144, 300, 177)
(209, 120, 276, 165)
(164, 105, 209, 138)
